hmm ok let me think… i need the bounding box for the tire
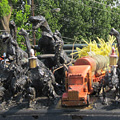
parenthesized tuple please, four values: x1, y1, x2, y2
(87, 94, 90, 105)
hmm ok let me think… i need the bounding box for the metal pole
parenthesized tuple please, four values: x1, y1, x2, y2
(31, 0, 36, 46)
(31, 0, 34, 16)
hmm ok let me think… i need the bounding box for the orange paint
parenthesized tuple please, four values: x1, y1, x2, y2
(62, 56, 107, 106)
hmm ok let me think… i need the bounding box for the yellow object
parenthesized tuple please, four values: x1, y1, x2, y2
(109, 47, 118, 66)
(109, 57, 118, 66)
(71, 35, 117, 58)
(29, 57, 37, 68)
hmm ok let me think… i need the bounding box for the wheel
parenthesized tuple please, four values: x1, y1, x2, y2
(87, 94, 90, 105)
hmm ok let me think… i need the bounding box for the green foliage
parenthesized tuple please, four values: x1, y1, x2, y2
(34, 0, 62, 40)
(1, 0, 120, 49)
(11, 3, 31, 50)
(0, 0, 11, 18)
(89, 0, 112, 42)
(57, 0, 120, 43)
(111, 7, 120, 31)
(57, 0, 108, 43)
(59, 0, 93, 43)
(10, 0, 120, 46)
(11, 0, 18, 4)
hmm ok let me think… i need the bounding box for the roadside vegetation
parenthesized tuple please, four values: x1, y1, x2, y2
(0, 0, 120, 51)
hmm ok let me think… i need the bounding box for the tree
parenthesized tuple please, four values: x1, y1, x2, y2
(111, 6, 120, 33)
(1, 0, 120, 52)
(33, 0, 62, 42)
(10, 2, 31, 49)
(57, 0, 119, 43)
(89, 0, 112, 41)
(0, 0, 31, 53)
(0, 0, 11, 55)
(0, 0, 11, 31)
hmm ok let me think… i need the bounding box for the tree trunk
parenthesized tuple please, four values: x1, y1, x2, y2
(0, 11, 11, 55)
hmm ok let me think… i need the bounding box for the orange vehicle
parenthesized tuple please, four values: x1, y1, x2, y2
(62, 55, 108, 106)
(0, 56, 4, 61)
